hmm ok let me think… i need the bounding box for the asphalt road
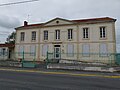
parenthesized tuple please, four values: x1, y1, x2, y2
(0, 70, 120, 90)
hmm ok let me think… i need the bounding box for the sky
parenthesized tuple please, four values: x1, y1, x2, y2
(0, 0, 120, 52)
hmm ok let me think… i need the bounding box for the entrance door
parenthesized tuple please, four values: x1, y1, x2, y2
(54, 45, 61, 59)
(8, 50, 11, 59)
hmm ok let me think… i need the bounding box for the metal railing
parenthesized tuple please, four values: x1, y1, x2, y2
(46, 52, 120, 66)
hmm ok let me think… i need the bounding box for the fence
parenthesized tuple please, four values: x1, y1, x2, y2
(46, 52, 120, 66)
(0, 51, 36, 68)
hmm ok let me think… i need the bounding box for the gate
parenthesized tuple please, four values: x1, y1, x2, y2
(16, 52, 36, 68)
(115, 53, 120, 65)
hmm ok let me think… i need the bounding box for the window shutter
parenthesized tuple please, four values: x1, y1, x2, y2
(67, 44, 74, 56)
(42, 45, 48, 56)
(30, 45, 36, 56)
(100, 44, 108, 56)
(82, 44, 90, 56)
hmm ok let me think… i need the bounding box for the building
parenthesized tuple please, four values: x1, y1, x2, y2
(0, 44, 15, 60)
(15, 17, 116, 63)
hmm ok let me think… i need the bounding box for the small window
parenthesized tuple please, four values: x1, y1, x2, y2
(44, 31, 48, 40)
(83, 28, 89, 39)
(100, 27, 106, 38)
(55, 30, 60, 40)
(20, 32, 25, 41)
(68, 29, 73, 40)
(31, 31, 36, 41)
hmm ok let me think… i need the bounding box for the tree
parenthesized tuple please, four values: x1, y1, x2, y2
(6, 32, 16, 44)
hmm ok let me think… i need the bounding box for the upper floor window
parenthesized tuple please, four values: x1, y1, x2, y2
(100, 27, 106, 38)
(55, 30, 60, 40)
(20, 32, 25, 41)
(68, 29, 73, 40)
(31, 31, 36, 41)
(83, 28, 89, 39)
(44, 31, 48, 40)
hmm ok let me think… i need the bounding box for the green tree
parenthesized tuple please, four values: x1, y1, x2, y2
(6, 32, 16, 44)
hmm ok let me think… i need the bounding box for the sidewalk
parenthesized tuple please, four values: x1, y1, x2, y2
(47, 63, 120, 73)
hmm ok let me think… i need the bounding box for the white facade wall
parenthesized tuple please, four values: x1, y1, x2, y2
(15, 18, 116, 63)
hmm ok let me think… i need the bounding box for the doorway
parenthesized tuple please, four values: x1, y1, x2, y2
(54, 45, 61, 59)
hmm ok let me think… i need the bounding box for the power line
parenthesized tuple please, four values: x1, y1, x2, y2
(0, 0, 39, 7)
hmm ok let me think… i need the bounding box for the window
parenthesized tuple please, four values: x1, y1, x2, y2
(82, 44, 90, 56)
(100, 44, 108, 56)
(100, 27, 106, 38)
(31, 31, 36, 41)
(20, 32, 25, 41)
(30, 45, 36, 56)
(67, 44, 74, 57)
(44, 31, 48, 40)
(42, 45, 48, 56)
(68, 29, 73, 40)
(55, 30, 60, 40)
(83, 28, 89, 39)
(19, 46, 24, 56)
(0, 48, 7, 56)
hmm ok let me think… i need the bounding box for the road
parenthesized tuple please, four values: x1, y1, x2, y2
(0, 70, 120, 90)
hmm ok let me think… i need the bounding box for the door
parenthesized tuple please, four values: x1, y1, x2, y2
(8, 50, 11, 59)
(54, 45, 61, 59)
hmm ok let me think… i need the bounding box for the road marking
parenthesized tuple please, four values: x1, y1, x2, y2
(0, 68, 120, 78)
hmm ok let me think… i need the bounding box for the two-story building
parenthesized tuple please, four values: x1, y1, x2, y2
(15, 17, 116, 63)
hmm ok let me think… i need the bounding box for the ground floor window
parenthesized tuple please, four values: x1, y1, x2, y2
(30, 45, 36, 56)
(19, 46, 24, 56)
(99, 43, 108, 56)
(67, 44, 74, 57)
(42, 45, 48, 56)
(82, 44, 90, 56)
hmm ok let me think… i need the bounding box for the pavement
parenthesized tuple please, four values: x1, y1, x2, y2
(47, 63, 120, 72)
(0, 68, 120, 90)
(0, 66, 120, 79)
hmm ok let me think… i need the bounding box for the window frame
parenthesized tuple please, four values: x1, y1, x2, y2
(31, 31, 36, 41)
(68, 29, 73, 40)
(44, 30, 48, 40)
(100, 27, 106, 39)
(55, 30, 60, 40)
(83, 28, 89, 39)
(20, 32, 25, 41)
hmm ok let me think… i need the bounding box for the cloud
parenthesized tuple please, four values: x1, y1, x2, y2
(0, 14, 21, 28)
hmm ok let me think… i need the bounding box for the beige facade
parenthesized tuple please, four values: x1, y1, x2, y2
(15, 17, 116, 63)
(0, 44, 15, 60)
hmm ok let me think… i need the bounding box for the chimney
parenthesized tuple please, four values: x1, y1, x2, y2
(24, 21, 28, 26)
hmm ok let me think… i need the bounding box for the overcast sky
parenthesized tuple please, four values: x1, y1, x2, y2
(0, 0, 120, 52)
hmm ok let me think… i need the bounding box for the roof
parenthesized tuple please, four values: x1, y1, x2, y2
(15, 17, 116, 30)
(72, 17, 116, 23)
(0, 44, 15, 48)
